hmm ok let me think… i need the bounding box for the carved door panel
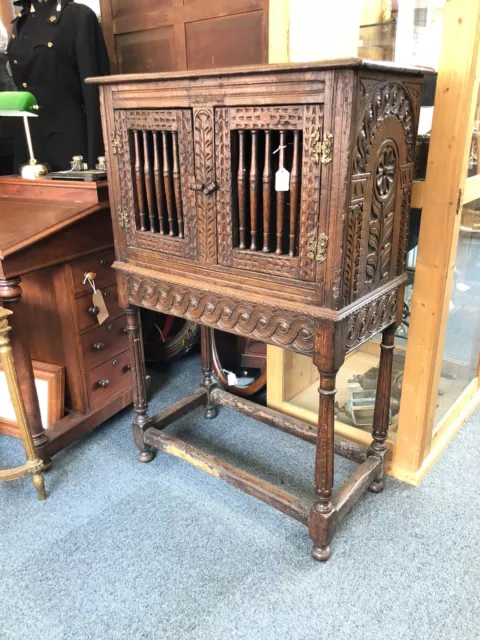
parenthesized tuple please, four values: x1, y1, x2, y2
(115, 109, 199, 261)
(215, 105, 325, 282)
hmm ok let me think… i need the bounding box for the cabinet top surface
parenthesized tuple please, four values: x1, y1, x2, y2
(87, 58, 430, 86)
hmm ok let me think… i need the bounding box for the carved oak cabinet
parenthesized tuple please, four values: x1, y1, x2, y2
(90, 60, 425, 560)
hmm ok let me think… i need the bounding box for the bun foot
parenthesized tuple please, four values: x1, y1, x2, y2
(368, 478, 384, 493)
(311, 545, 331, 562)
(204, 406, 218, 420)
(138, 450, 155, 463)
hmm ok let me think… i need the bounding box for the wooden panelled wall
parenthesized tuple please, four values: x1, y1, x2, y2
(100, 0, 269, 74)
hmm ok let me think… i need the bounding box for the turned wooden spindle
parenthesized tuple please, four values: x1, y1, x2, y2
(262, 130, 272, 253)
(162, 131, 176, 236)
(172, 132, 184, 238)
(143, 131, 157, 233)
(134, 130, 148, 231)
(238, 130, 247, 250)
(276, 130, 287, 255)
(249, 130, 260, 251)
(153, 131, 166, 235)
(289, 131, 301, 257)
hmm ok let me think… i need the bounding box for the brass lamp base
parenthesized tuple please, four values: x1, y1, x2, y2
(20, 159, 48, 180)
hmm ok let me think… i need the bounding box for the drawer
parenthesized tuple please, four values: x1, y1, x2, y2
(81, 315, 129, 372)
(86, 350, 132, 410)
(75, 283, 123, 332)
(71, 250, 115, 295)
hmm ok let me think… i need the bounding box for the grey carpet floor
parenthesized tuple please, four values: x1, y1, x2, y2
(0, 353, 479, 640)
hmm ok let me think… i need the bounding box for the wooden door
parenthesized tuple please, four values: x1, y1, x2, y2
(100, 0, 269, 74)
(114, 108, 199, 262)
(215, 105, 325, 282)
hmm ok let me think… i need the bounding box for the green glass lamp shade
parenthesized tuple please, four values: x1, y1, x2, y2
(0, 91, 39, 117)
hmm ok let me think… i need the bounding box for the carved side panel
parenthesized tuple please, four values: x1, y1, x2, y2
(366, 141, 398, 290)
(345, 289, 398, 353)
(194, 108, 217, 264)
(343, 82, 416, 305)
(127, 275, 315, 355)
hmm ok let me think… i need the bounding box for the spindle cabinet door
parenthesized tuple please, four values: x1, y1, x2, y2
(114, 109, 199, 261)
(215, 105, 325, 282)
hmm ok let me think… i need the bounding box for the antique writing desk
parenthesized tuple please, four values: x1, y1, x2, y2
(0, 177, 133, 463)
(91, 60, 425, 560)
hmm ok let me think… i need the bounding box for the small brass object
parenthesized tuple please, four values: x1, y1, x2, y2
(311, 130, 334, 164)
(48, 42, 53, 48)
(50, 15, 56, 22)
(118, 206, 128, 230)
(22, 82, 28, 88)
(20, 159, 48, 180)
(306, 230, 329, 263)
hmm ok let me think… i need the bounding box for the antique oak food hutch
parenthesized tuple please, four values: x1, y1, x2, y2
(91, 60, 425, 560)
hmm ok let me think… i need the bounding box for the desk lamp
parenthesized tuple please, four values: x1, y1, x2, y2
(0, 91, 48, 179)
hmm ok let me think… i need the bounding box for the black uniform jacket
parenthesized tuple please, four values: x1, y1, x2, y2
(6, 0, 110, 171)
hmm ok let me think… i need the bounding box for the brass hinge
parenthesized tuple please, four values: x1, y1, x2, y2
(118, 206, 128, 230)
(306, 231, 328, 263)
(456, 188, 463, 215)
(311, 131, 334, 164)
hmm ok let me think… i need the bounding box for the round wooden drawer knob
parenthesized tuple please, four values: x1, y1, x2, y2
(97, 379, 110, 388)
(88, 305, 100, 316)
(93, 342, 105, 351)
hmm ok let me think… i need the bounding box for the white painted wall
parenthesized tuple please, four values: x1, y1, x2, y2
(289, 0, 362, 61)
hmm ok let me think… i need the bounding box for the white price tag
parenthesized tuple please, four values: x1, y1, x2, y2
(225, 370, 238, 387)
(275, 168, 290, 192)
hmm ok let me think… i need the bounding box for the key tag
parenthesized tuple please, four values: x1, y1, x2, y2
(83, 272, 109, 325)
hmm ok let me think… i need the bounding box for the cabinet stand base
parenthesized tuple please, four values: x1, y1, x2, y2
(139, 384, 384, 561)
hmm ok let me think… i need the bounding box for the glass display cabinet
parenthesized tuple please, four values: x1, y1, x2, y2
(267, 0, 480, 484)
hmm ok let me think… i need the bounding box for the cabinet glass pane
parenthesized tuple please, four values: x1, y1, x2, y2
(434, 199, 480, 426)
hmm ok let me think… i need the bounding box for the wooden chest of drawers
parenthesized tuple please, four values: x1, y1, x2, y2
(91, 59, 427, 560)
(0, 177, 133, 462)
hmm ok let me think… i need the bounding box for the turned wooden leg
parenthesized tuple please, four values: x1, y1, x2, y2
(309, 322, 345, 562)
(200, 326, 218, 419)
(368, 323, 396, 493)
(0, 278, 48, 460)
(125, 307, 155, 463)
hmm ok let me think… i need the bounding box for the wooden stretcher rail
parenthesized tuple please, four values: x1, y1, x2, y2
(143, 429, 311, 524)
(211, 388, 367, 463)
(332, 456, 382, 523)
(150, 388, 208, 430)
